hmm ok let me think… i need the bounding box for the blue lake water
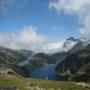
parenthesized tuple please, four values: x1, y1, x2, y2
(31, 64, 60, 80)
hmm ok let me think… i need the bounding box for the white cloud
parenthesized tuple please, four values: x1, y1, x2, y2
(0, 25, 63, 53)
(49, 0, 90, 38)
(44, 42, 63, 53)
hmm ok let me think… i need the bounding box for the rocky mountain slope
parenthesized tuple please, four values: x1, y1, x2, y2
(55, 42, 90, 81)
(0, 37, 89, 81)
(0, 47, 33, 66)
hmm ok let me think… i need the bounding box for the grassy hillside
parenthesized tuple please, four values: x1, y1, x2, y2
(0, 76, 90, 90)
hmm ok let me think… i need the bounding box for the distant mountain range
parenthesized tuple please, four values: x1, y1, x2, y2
(0, 37, 90, 81)
(0, 37, 81, 66)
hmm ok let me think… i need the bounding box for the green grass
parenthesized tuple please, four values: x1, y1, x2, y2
(0, 76, 89, 90)
(0, 66, 9, 70)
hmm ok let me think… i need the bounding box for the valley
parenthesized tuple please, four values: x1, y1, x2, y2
(1, 0, 90, 89)
(0, 37, 90, 90)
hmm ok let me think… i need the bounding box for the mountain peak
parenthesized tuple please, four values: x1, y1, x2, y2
(66, 37, 79, 42)
(63, 37, 80, 51)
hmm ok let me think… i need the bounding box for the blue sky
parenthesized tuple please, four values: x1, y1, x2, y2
(0, 0, 90, 53)
(0, 0, 80, 40)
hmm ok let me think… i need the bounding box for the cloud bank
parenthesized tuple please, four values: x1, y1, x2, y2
(49, 0, 90, 38)
(0, 25, 63, 53)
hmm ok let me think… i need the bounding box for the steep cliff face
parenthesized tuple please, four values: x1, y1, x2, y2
(55, 43, 90, 81)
